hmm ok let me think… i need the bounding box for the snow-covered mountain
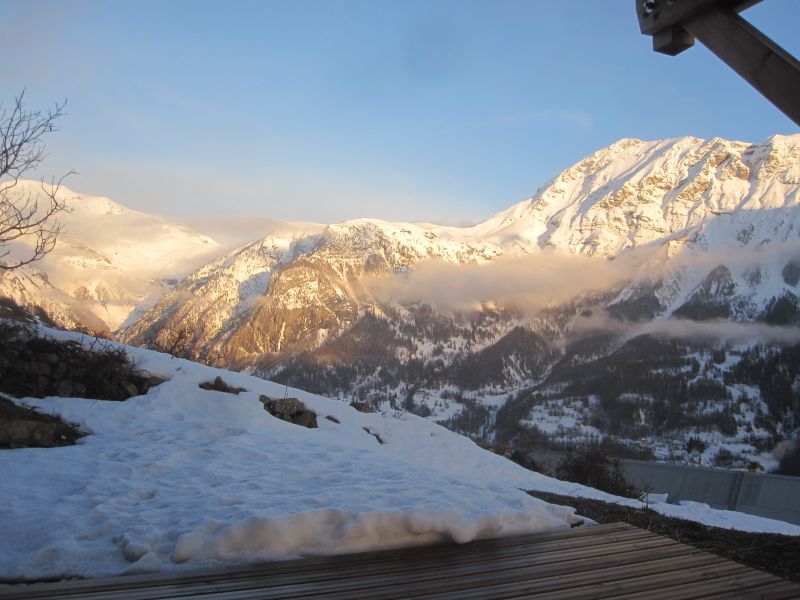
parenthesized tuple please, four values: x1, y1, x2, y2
(4, 135, 800, 470)
(120, 217, 506, 362)
(0, 180, 221, 332)
(121, 134, 800, 360)
(470, 135, 798, 255)
(111, 134, 800, 471)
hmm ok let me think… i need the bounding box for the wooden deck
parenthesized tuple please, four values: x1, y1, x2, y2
(3, 523, 799, 599)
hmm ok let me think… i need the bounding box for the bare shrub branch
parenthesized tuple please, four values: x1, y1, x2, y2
(0, 90, 72, 270)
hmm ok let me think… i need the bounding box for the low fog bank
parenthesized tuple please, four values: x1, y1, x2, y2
(572, 311, 800, 346)
(362, 249, 660, 312)
(362, 241, 800, 347)
(634, 319, 800, 345)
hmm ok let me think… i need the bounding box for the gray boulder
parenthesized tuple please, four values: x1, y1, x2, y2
(198, 376, 246, 395)
(260, 395, 317, 428)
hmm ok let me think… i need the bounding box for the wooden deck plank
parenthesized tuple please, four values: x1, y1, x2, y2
(697, 580, 800, 599)
(352, 550, 722, 600)
(2, 522, 797, 600)
(137, 536, 669, 600)
(0, 523, 636, 599)
(383, 553, 730, 600)
(12, 533, 673, 600)
(183, 548, 722, 600)
(530, 562, 769, 600)
(457, 560, 742, 600)
(610, 567, 791, 600)
(0, 525, 649, 600)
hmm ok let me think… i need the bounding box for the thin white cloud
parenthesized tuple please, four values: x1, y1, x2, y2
(571, 311, 800, 346)
(635, 319, 800, 345)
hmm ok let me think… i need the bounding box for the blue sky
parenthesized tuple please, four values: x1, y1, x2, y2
(2, 0, 798, 226)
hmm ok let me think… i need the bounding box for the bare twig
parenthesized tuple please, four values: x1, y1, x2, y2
(0, 90, 72, 270)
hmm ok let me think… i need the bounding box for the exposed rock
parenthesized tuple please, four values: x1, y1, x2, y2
(260, 395, 317, 428)
(0, 322, 164, 401)
(0, 396, 84, 448)
(350, 401, 376, 413)
(122, 382, 140, 398)
(673, 265, 736, 321)
(136, 375, 167, 395)
(363, 427, 384, 445)
(325, 415, 340, 424)
(198, 376, 246, 395)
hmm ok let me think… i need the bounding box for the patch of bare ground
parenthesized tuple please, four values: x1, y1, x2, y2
(0, 395, 84, 448)
(527, 490, 800, 583)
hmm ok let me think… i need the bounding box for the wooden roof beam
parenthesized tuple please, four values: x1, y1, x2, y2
(636, 0, 800, 126)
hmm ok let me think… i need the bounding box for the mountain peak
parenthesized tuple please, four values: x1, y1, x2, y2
(468, 134, 800, 257)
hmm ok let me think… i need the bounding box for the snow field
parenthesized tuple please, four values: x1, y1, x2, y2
(0, 330, 575, 580)
(1, 328, 799, 582)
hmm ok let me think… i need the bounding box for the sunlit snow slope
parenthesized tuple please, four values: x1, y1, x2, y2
(0, 180, 221, 332)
